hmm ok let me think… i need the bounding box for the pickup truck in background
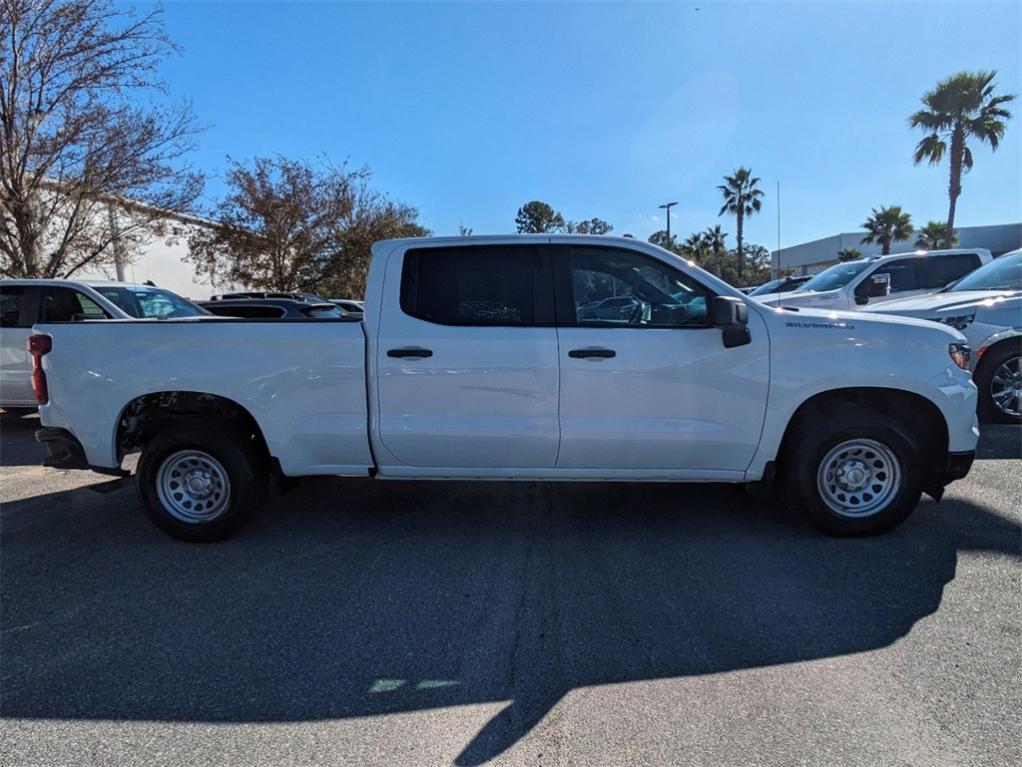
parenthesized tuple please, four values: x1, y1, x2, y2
(753, 248, 992, 310)
(30, 235, 979, 541)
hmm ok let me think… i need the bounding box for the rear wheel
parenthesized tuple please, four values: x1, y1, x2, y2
(975, 341, 1022, 424)
(781, 407, 924, 535)
(137, 422, 267, 542)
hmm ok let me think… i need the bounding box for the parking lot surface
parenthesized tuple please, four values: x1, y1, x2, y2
(1, 411, 1020, 767)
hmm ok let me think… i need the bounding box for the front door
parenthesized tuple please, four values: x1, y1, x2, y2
(374, 243, 560, 470)
(553, 244, 770, 474)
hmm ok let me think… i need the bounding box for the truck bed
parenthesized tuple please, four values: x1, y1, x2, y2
(35, 318, 373, 476)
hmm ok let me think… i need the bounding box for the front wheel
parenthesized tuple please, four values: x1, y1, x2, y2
(781, 407, 924, 535)
(974, 341, 1022, 424)
(137, 422, 267, 542)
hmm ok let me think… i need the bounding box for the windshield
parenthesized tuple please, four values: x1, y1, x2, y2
(796, 261, 872, 293)
(951, 253, 1022, 292)
(749, 278, 783, 296)
(94, 286, 210, 319)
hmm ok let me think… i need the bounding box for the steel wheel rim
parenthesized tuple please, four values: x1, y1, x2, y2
(156, 450, 231, 524)
(816, 438, 901, 518)
(990, 355, 1022, 418)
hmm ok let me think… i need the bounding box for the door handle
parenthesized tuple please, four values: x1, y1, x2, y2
(568, 348, 616, 359)
(387, 347, 433, 359)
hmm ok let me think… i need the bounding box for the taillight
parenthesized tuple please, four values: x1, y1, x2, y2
(27, 335, 52, 405)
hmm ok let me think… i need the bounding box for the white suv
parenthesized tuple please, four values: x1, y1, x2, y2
(0, 279, 207, 408)
(754, 249, 992, 310)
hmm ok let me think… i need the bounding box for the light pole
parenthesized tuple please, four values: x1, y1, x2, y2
(659, 201, 679, 246)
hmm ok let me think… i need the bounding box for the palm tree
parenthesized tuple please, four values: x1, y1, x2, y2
(681, 232, 708, 260)
(836, 247, 862, 262)
(915, 221, 959, 249)
(861, 206, 913, 255)
(717, 167, 764, 282)
(910, 70, 1015, 245)
(702, 225, 728, 254)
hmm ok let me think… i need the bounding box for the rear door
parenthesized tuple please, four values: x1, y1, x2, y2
(374, 243, 560, 470)
(552, 243, 770, 474)
(0, 285, 38, 406)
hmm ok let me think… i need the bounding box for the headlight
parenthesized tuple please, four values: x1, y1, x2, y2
(932, 313, 975, 330)
(948, 342, 971, 370)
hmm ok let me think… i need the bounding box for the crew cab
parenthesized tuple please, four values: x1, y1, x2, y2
(29, 236, 979, 541)
(755, 249, 992, 310)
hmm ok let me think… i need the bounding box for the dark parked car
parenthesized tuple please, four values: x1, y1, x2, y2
(208, 291, 329, 303)
(330, 299, 365, 317)
(199, 298, 347, 319)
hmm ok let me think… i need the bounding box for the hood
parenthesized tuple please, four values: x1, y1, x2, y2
(861, 289, 1021, 317)
(750, 289, 840, 308)
(753, 303, 965, 339)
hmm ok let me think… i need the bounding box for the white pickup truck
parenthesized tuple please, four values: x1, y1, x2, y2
(30, 236, 979, 541)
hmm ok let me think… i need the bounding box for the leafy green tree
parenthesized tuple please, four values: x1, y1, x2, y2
(717, 167, 764, 282)
(649, 229, 685, 255)
(837, 247, 862, 262)
(566, 217, 613, 235)
(515, 201, 565, 233)
(915, 221, 959, 249)
(861, 205, 913, 255)
(911, 70, 1015, 245)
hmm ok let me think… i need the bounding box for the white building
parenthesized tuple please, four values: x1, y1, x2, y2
(772, 222, 1022, 278)
(74, 210, 239, 301)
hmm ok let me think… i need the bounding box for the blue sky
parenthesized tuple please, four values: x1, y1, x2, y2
(151, 0, 1021, 248)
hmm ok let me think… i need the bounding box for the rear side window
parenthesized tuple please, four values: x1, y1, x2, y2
(401, 246, 551, 326)
(0, 286, 30, 327)
(41, 288, 108, 322)
(922, 254, 981, 289)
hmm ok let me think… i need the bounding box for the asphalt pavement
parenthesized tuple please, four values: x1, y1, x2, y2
(1, 411, 1019, 767)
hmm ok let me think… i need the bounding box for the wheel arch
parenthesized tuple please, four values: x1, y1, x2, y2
(115, 391, 272, 470)
(776, 387, 949, 487)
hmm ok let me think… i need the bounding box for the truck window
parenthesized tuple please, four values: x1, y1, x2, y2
(0, 286, 30, 327)
(921, 254, 981, 289)
(561, 246, 712, 327)
(862, 260, 918, 293)
(40, 288, 109, 322)
(401, 246, 550, 326)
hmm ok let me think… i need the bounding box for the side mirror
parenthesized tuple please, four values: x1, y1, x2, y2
(859, 273, 891, 300)
(710, 295, 750, 348)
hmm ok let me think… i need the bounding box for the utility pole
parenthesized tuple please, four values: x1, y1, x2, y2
(659, 201, 679, 246)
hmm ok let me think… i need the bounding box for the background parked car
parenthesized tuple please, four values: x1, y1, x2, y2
(577, 295, 641, 321)
(0, 279, 208, 408)
(209, 291, 329, 303)
(747, 275, 812, 296)
(199, 298, 347, 319)
(753, 249, 992, 310)
(864, 249, 1022, 423)
(330, 299, 365, 317)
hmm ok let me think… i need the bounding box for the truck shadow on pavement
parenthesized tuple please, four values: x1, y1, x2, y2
(2, 474, 1020, 765)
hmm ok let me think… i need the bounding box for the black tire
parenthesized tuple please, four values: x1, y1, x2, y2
(136, 421, 267, 542)
(974, 340, 1022, 424)
(780, 406, 924, 536)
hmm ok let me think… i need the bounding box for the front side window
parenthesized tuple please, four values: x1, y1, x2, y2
(41, 288, 109, 322)
(401, 246, 549, 326)
(866, 260, 918, 292)
(562, 246, 712, 327)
